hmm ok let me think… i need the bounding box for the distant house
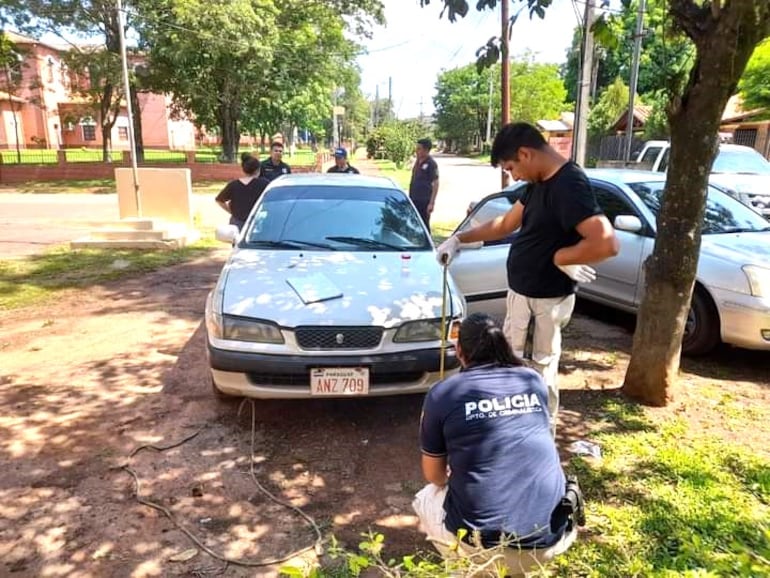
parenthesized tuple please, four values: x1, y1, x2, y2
(608, 96, 770, 159)
(536, 112, 574, 158)
(719, 95, 770, 158)
(0, 30, 196, 151)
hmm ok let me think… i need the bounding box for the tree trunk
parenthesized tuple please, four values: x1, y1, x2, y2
(130, 82, 145, 163)
(100, 82, 115, 163)
(622, 3, 769, 405)
(219, 104, 239, 163)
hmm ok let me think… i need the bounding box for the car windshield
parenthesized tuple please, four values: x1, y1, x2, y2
(629, 181, 770, 235)
(712, 148, 770, 175)
(242, 185, 432, 251)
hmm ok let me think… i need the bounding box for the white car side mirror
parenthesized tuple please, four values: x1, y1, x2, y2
(460, 240, 484, 250)
(215, 224, 240, 244)
(614, 215, 643, 233)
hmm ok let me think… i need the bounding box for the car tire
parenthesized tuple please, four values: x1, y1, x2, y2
(682, 287, 720, 356)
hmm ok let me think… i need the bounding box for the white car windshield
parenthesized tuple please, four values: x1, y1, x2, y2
(243, 185, 432, 251)
(712, 148, 770, 175)
(629, 181, 770, 234)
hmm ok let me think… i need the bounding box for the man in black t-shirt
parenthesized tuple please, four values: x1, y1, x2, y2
(409, 138, 439, 230)
(326, 147, 360, 174)
(260, 141, 291, 182)
(436, 123, 619, 432)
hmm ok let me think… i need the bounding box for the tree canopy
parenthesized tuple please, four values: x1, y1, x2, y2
(137, 0, 382, 161)
(739, 38, 770, 112)
(433, 55, 565, 152)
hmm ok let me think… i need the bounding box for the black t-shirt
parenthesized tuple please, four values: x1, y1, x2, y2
(507, 162, 602, 298)
(409, 155, 439, 199)
(420, 363, 566, 548)
(327, 164, 360, 174)
(260, 158, 291, 182)
(215, 176, 269, 223)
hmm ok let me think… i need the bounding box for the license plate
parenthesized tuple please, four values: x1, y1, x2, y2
(310, 367, 369, 396)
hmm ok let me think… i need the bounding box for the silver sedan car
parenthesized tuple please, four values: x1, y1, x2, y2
(205, 174, 465, 398)
(450, 169, 770, 355)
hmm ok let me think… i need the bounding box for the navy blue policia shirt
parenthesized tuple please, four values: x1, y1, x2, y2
(420, 364, 566, 548)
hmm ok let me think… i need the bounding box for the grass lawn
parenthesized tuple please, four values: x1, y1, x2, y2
(552, 395, 770, 577)
(372, 159, 412, 190)
(0, 230, 220, 310)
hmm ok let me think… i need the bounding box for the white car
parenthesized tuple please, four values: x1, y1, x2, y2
(637, 141, 770, 217)
(450, 169, 770, 355)
(205, 174, 465, 398)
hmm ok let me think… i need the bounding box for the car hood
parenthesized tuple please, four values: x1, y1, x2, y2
(710, 173, 770, 200)
(221, 250, 463, 327)
(701, 231, 770, 266)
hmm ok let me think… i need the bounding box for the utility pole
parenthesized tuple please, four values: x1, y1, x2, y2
(332, 88, 339, 149)
(571, 0, 596, 167)
(623, 0, 646, 163)
(374, 84, 379, 127)
(117, 0, 141, 216)
(388, 76, 393, 121)
(500, 0, 511, 188)
(485, 71, 494, 150)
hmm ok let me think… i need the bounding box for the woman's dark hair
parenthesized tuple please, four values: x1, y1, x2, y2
(240, 152, 260, 175)
(490, 122, 547, 167)
(458, 312, 522, 367)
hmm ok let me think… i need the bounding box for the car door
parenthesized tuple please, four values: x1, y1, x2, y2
(448, 187, 524, 317)
(581, 181, 650, 310)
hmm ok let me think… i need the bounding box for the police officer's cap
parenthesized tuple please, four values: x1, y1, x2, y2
(334, 147, 347, 158)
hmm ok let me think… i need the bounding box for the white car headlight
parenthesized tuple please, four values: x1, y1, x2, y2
(223, 316, 284, 343)
(394, 319, 443, 342)
(742, 265, 770, 298)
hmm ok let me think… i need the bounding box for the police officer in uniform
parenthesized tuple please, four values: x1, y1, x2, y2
(409, 138, 439, 230)
(260, 140, 292, 182)
(327, 147, 360, 174)
(412, 313, 579, 576)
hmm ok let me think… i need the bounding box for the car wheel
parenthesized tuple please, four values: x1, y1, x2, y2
(682, 287, 720, 356)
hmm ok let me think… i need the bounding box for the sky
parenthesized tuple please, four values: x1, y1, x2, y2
(357, 0, 583, 119)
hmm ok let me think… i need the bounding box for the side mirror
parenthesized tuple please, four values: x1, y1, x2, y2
(215, 224, 240, 244)
(614, 215, 643, 233)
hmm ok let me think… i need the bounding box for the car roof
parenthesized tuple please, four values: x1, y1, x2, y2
(502, 168, 667, 192)
(267, 173, 401, 190)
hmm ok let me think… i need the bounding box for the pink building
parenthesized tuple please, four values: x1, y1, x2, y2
(0, 31, 196, 151)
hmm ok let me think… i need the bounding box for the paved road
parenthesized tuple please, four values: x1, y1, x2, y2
(430, 154, 504, 231)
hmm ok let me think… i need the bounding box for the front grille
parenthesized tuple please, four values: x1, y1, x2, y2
(294, 326, 383, 350)
(247, 371, 424, 387)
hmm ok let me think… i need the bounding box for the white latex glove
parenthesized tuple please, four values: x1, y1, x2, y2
(558, 264, 597, 284)
(435, 235, 461, 265)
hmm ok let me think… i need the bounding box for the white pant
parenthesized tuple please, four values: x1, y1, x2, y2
(503, 289, 575, 431)
(412, 484, 576, 577)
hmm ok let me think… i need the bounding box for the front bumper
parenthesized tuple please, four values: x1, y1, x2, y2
(712, 287, 770, 350)
(207, 344, 460, 398)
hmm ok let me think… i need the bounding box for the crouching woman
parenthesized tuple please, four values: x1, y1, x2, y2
(413, 313, 579, 577)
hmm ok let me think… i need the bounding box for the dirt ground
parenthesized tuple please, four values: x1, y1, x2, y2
(1, 252, 769, 578)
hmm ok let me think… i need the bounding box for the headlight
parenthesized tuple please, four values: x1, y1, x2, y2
(394, 319, 442, 342)
(223, 315, 284, 343)
(742, 265, 770, 298)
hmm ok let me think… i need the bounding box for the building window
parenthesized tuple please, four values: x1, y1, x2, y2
(118, 126, 128, 141)
(83, 124, 97, 141)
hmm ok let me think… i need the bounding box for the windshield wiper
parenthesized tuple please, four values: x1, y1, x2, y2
(325, 235, 409, 251)
(249, 239, 337, 250)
